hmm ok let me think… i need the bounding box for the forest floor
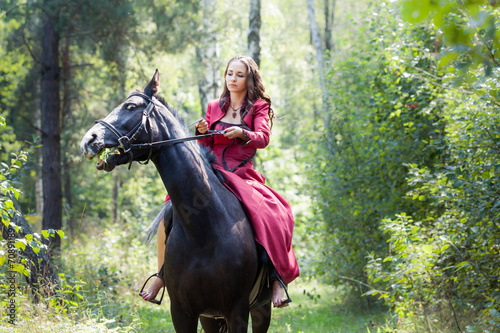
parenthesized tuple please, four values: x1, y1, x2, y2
(135, 277, 389, 333)
(0, 277, 389, 332)
(0, 224, 390, 333)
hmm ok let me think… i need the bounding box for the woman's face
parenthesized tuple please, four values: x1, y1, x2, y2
(226, 60, 248, 95)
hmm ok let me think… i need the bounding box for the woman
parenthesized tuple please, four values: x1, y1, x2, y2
(140, 55, 300, 308)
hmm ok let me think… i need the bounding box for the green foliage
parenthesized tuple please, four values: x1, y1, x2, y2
(401, 0, 500, 81)
(308, 3, 445, 289)
(360, 1, 500, 332)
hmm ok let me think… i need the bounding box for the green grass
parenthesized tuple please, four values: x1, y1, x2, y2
(131, 277, 388, 333)
(0, 224, 388, 332)
(267, 279, 387, 333)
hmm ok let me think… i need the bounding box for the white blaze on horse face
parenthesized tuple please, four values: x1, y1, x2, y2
(80, 122, 106, 158)
(80, 95, 147, 159)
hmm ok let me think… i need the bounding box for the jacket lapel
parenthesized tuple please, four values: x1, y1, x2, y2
(210, 98, 254, 130)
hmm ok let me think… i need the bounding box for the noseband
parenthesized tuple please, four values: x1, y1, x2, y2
(96, 92, 157, 168)
(97, 92, 224, 168)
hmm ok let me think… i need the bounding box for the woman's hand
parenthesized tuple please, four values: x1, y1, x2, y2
(196, 119, 209, 134)
(224, 126, 249, 141)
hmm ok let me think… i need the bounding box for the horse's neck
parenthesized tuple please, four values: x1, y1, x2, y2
(155, 146, 224, 234)
(152, 125, 224, 233)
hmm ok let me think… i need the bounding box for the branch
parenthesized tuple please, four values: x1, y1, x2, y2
(1, 2, 27, 18)
(20, 115, 43, 134)
(333, 275, 388, 293)
(22, 24, 41, 65)
(459, 6, 500, 67)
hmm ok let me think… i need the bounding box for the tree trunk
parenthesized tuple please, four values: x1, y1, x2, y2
(41, 2, 62, 249)
(35, 78, 44, 221)
(112, 171, 120, 223)
(62, 35, 74, 238)
(196, 0, 220, 117)
(324, 0, 336, 53)
(248, 0, 261, 67)
(306, 0, 330, 123)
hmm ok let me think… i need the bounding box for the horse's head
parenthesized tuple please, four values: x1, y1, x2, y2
(80, 70, 167, 171)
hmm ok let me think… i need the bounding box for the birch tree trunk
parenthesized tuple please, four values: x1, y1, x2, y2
(41, 1, 62, 249)
(112, 171, 120, 223)
(61, 35, 74, 238)
(196, 0, 220, 117)
(306, 0, 330, 124)
(248, 0, 261, 67)
(324, 0, 336, 53)
(35, 79, 44, 221)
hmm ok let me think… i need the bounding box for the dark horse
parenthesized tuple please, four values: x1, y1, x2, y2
(80, 71, 273, 332)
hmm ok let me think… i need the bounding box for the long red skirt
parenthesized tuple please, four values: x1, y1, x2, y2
(165, 165, 300, 285)
(213, 164, 300, 285)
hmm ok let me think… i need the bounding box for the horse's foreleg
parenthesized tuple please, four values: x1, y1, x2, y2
(170, 303, 198, 333)
(250, 301, 272, 333)
(226, 302, 251, 333)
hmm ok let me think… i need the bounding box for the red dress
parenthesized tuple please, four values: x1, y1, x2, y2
(170, 98, 300, 285)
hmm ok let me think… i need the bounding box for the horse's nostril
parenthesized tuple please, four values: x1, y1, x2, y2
(87, 133, 97, 144)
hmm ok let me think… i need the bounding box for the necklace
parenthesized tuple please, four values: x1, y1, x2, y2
(230, 104, 242, 118)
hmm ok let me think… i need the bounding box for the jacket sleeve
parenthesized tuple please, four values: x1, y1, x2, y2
(196, 102, 213, 149)
(239, 100, 271, 149)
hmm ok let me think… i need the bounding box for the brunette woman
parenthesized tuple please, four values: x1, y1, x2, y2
(140, 55, 299, 308)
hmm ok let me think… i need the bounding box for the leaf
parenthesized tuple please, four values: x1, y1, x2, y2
(401, 0, 432, 23)
(455, 261, 471, 270)
(421, 244, 433, 254)
(41, 230, 49, 239)
(364, 290, 379, 296)
(3, 199, 14, 211)
(14, 240, 26, 251)
(57, 230, 65, 239)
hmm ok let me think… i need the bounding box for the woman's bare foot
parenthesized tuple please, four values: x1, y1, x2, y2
(272, 280, 288, 308)
(140, 277, 164, 302)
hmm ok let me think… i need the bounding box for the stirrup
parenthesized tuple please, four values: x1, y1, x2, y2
(274, 277, 292, 308)
(139, 271, 165, 305)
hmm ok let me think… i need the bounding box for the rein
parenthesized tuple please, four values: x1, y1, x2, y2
(97, 92, 224, 168)
(97, 92, 254, 172)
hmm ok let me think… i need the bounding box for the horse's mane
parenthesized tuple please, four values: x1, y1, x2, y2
(143, 94, 225, 244)
(153, 94, 224, 183)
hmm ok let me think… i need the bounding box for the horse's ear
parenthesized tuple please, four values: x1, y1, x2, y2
(144, 69, 160, 97)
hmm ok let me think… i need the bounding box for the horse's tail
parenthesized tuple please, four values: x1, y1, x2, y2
(143, 201, 172, 244)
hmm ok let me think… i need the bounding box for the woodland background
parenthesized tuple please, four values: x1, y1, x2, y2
(1, 0, 499, 332)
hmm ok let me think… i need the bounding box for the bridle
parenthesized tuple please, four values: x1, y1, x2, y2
(97, 92, 225, 168)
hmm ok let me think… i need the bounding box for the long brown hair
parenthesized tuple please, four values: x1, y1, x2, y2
(220, 55, 275, 128)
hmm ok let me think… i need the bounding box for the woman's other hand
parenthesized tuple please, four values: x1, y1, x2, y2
(224, 126, 249, 141)
(197, 119, 209, 134)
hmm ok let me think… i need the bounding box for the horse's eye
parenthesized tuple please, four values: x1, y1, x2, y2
(126, 103, 136, 110)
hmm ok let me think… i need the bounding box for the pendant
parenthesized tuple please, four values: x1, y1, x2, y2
(232, 111, 237, 118)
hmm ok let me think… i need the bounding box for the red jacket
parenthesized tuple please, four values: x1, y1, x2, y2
(197, 98, 300, 285)
(197, 98, 271, 183)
